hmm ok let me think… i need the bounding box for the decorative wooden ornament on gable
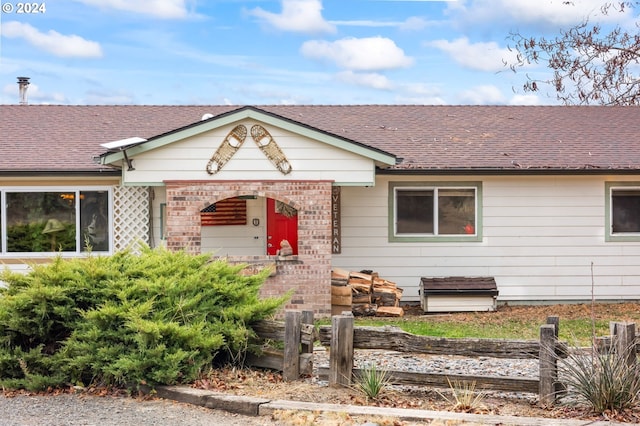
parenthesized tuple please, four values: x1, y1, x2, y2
(200, 197, 247, 226)
(205, 123, 292, 175)
(206, 125, 247, 175)
(250, 124, 292, 175)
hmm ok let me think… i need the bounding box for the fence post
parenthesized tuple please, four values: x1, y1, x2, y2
(283, 310, 302, 381)
(301, 310, 314, 354)
(612, 321, 636, 369)
(546, 316, 565, 396)
(539, 323, 557, 406)
(329, 312, 354, 387)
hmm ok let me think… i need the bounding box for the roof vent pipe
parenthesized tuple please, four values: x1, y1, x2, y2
(17, 77, 30, 105)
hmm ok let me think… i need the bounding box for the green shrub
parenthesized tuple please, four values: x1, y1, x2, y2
(0, 246, 288, 391)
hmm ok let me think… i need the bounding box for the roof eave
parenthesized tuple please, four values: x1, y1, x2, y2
(0, 169, 121, 177)
(377, 167, 640, 176)
(100, 106, 397, 167)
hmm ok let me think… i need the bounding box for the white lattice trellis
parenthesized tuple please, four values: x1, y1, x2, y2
(113, 186, 150, 251)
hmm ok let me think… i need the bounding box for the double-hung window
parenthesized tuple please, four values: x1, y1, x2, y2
(606, 182, 640, 242)
(389, 182, 481, 242)
(0, 188, 111, 255)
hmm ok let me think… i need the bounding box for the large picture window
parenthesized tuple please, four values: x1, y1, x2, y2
(1, 188, 111, 254)
(390, 182, 481, 242)
(607, 183, 640, 241)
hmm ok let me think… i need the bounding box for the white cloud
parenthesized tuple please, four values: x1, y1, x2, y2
(447, 0, 631, 28)
(509, 94, 542, 105)
(249, 0, 336, 34)
(456, 85, 506, 105)
(73, 0, 189, 19)
(1, 22, 102, 58)
(427, 37, 518, 72)
(330, 16, 432, 30)
(2, 82, 67, 104)
(395, 82, 446, 105)
(399, 16, 431, 31)
(301, 36, 413, 71)
(336, 71, 393, 90)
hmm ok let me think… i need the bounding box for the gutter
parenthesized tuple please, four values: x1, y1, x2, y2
(376, 167, 640, 176)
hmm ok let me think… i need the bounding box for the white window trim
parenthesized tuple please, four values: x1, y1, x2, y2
(0, 186, 113, 257)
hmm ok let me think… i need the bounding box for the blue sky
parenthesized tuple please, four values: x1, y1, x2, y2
(0, 0, 636, 105)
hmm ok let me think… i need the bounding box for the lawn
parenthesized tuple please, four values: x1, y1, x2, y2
(321, 302, 640, 346)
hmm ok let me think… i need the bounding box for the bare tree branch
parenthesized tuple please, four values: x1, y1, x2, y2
(506, 1, 640, 105)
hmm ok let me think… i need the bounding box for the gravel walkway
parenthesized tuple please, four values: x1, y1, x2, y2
(312, 348, 541, 401)
(0, 394, 279, 426)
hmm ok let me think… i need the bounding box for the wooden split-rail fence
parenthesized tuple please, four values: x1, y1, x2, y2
(248, 310, 638, 406)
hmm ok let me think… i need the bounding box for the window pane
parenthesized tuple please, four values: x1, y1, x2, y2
(438, 189, 476, 235)
(80, 191, 110, 251)
(6, 192, 77, 252)
(612, 189, 640, 233)
(396, 190, 434, 234)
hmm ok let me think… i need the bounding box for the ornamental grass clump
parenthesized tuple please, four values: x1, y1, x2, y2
(0, 245, 288, 391)
(558, 341, 640, 414)
(437, 378, 487, 412)
(353, 363, 390, 400)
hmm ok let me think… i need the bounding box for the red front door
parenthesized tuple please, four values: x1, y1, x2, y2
(266, 198, 298, 255)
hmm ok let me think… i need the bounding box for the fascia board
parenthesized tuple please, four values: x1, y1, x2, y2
(101, 108, 396, 166)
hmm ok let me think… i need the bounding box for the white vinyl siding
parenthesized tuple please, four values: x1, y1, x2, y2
(332, 175, 640, 303)
(122, 120, 376, 186)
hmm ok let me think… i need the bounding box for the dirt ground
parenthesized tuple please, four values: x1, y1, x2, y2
(194, 303, 640, 424)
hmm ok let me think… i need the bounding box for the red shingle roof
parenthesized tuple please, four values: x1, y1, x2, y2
(1, 104, 639, 173)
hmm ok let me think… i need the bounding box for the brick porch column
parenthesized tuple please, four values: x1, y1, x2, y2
(164, 180, 333, 316)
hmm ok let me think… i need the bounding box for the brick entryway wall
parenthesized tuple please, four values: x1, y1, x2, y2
(164, 180, 332, 316)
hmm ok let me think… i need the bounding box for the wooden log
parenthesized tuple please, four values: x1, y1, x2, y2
(348, 278, 373, 293)
(375, 306, 404, 317)
(332, 294, 352, 306)
(301, 310, 314, 354)
(331, 284, 353, 307)
(246, 349, 313, 376)
(283, 310, 301, 381)
(372, 290, 397, 307)
(372, 277, 396, 289)
(331, 285, 352, 296)
(329, 313, 354, 387)
(612, 321, 637, 368)
(331, 305, 351, 316)
(350, 271, 374, 281)
(317, 367, 539, 394)
(250, 320, 315, 348)
(539, 324, 557, 406)
(331, 268, 350, 280)
(351, 294, 372, 304)
(351, 303, 376, 316)
(317, 325, 569, 359)
(331, 278, 349, 286)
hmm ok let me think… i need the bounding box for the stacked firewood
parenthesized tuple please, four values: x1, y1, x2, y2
(331, 268, 404, 317)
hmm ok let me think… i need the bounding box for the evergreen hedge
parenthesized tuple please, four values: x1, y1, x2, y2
(0, 246, 288, 391)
